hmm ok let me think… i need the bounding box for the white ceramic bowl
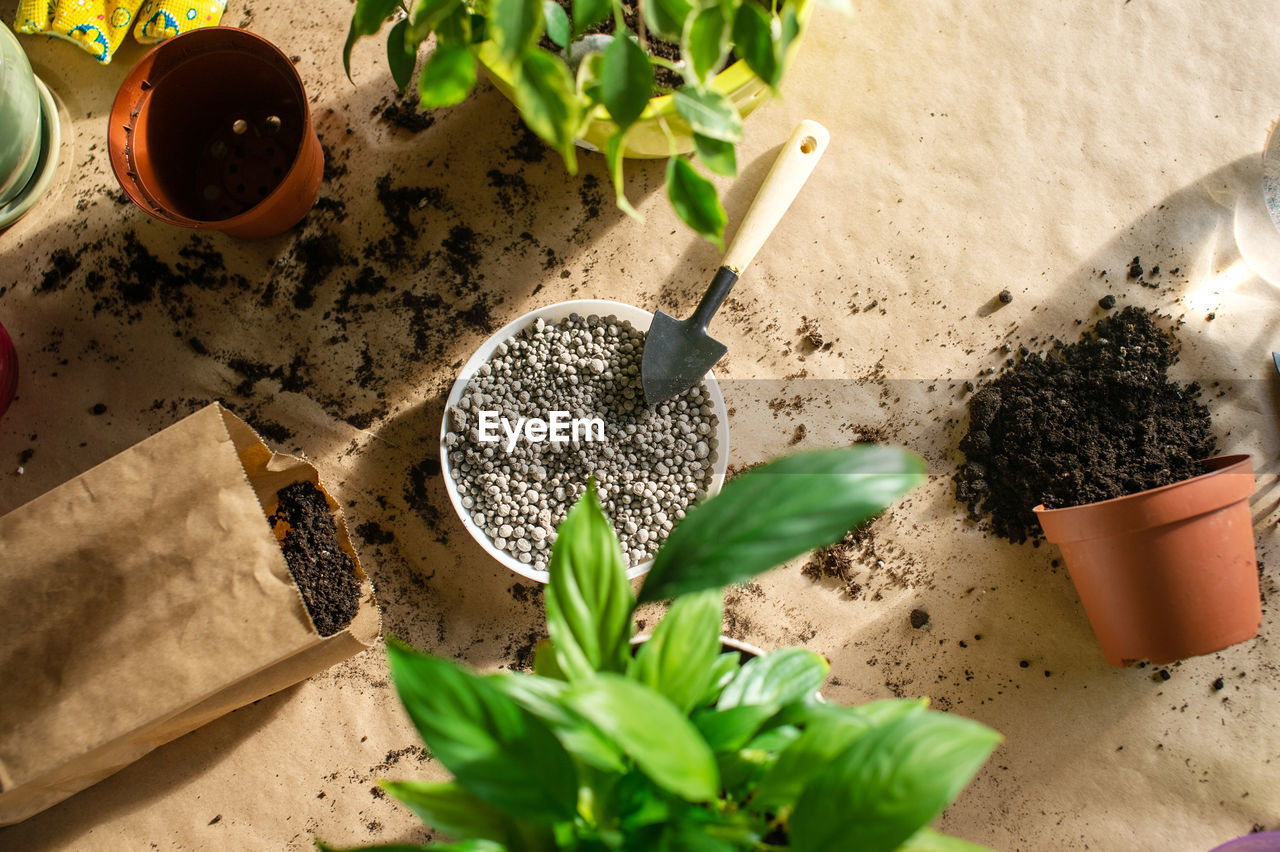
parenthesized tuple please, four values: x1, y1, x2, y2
(440, 299, 731, 583)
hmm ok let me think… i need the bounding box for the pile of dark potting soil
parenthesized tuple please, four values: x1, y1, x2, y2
(955, 306, 1216, 544)
(272, 481, 361, 636)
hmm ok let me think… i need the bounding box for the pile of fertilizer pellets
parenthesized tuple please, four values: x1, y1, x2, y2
(444, 312, 719, 570)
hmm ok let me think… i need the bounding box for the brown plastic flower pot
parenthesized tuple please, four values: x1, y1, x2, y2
(107, 27, 323, 240)
(1034, 455, 1261, 667)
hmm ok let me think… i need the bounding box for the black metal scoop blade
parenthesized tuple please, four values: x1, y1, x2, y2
(640, 120, 831, 405)
(642, 268, 736, 405)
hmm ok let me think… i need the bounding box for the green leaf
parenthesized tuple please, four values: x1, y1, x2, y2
(747, 723, 802, 753)
(565, 673, 719, 801)
(349, 0, 401, 43)
(572, 0, 611, 34)
(639, 445, 926, 603)
(406, 0, 462, 44)
(692, 133, 736, 177)
(717, 647, 828, 710)
(683, 5, 730, 84)
(754, 702, 926, 806)
(344, 0, 400, 78)
(673, 87, 743, 143)
(435, 4, 472, 45)
(779, 4, 801, 58)
(381, 781, 513, 843)
(488, 672, 627, 772)
(491, 0, 544, 65)
(661, 819, 746, 852)
(545, 481, 635, 680)
(615, 769, 674, 831)
(605, 130, 643, 221)
(387, 20, 417, 91)
(692, 648, 827, 750)
(628, 589, 722, 712)
(693, 703, 777, 752)
(418, 43, 477, 107)
(731, 2, 779, 89)
(509, 48, 582, 173)
(576, 48, 605, 102)
(789, 712, 1002, 852)
(385, 639, 578, 822)
(543, 0, 571, 48)
(898, 828, 996, 852)
(665, 157, 727, 249)
(695, 650, 742, 706)
(717, 723, 799, 796)
(532, 638, 567, 680)
(599, 31, 654, 131)
(643, 0, 694, 42)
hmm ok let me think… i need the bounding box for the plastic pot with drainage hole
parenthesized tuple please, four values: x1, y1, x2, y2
(107, 27, 323, 239)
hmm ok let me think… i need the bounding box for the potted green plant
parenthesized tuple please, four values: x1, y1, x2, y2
(344, 0, 843, 246)
(319, 446, 1003, 852)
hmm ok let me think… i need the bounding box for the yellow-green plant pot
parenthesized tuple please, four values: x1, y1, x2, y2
(575, 58, 772, 158)
(482, 0, 811, 160)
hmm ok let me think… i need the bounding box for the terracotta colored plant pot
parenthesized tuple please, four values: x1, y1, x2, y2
(107, 27, 323, 239)
(1034, 455, 1261, 667)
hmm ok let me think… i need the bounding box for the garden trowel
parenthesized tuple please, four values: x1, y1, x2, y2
(642, 120, 831, 405)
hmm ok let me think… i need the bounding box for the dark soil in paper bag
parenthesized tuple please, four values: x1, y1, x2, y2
(273, 481, 361, 636)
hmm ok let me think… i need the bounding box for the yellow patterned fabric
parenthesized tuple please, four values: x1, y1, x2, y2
(133, 0, 225, 45)
(13, 0, 224, 63)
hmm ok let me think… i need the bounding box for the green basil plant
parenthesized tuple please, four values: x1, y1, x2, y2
(344, 0, 847, 246)
(319, 446, 1002, 852)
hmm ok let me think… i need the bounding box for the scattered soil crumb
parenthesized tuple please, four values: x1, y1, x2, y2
(800, 316, 824, 349)
(378, 95, 437, 133)
(802, 514, 926, 600)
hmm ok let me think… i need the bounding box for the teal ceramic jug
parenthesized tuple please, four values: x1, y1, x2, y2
(0, 24, 42, 208)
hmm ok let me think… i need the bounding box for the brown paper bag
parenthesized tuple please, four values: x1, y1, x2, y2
(0, 402, 380, 826)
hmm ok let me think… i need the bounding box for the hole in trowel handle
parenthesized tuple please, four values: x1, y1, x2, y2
(800, 135, 818, 154)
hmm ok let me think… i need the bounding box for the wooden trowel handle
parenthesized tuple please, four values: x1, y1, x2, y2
(722, 119, 830, 276)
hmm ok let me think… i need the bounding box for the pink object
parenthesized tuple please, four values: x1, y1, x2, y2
(0, 319, 16, 418)
(1208, 832, 1280, 852)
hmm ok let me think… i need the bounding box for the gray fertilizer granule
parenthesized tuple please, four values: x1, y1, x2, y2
(444, 312, 719, 570)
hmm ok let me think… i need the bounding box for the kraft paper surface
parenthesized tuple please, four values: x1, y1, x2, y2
(1, 0, 1278, 849)
(0, 403, 379, 826)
